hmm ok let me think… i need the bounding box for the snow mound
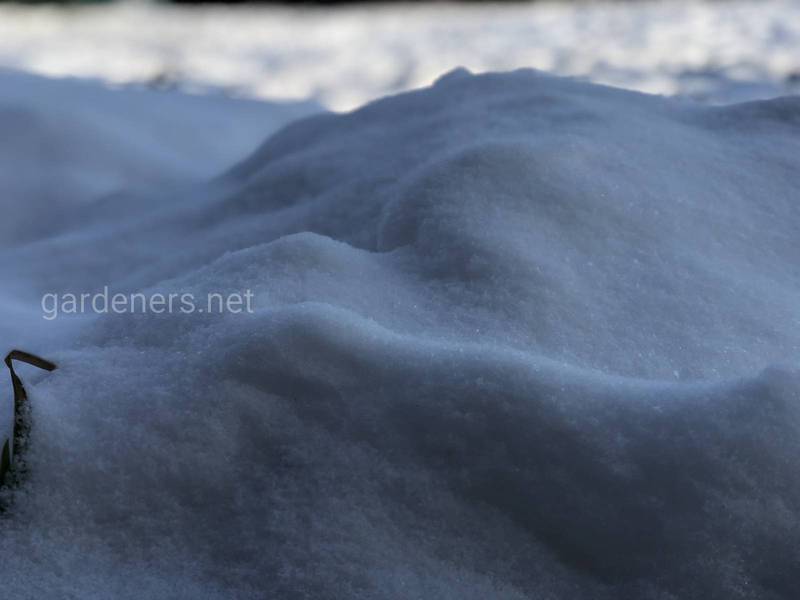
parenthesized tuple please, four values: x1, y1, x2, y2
(1, 69, 799, 599)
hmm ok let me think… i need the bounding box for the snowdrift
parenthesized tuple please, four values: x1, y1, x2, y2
(1, 69, 799, 599)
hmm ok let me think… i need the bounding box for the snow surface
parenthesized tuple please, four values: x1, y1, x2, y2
(1, 67, 800, 598)
(0, 69, 318, 248)
(1, 1, 799, 110)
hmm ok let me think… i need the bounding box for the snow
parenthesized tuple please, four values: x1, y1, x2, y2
(1, 1, 800, 110)
(0, 69, 318, 248)
(0, 64, 798, 598)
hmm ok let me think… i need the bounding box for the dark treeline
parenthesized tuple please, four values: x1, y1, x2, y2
(2, 0, 631, 4)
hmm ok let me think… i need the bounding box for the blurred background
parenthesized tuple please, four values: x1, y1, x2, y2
(0, 0, 799, 111)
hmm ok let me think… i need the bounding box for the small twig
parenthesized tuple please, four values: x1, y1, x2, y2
(1, 350, 57, 488)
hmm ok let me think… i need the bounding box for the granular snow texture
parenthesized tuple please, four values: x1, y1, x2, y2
(1, 69, 799, 599)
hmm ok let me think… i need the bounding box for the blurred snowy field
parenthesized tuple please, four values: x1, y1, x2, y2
(1, 0, 800, 110)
